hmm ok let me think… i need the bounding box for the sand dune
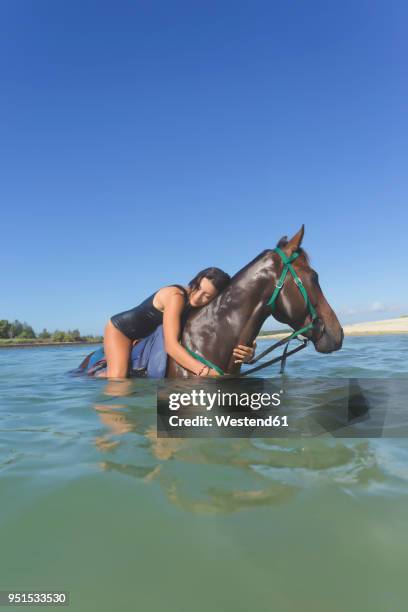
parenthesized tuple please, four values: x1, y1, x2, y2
(342, 316, 408, 336)
(258, 317, 408, 340)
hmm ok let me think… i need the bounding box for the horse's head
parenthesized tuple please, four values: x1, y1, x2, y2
(269, 225, 343, 353)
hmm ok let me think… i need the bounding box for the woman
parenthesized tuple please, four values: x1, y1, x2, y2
(100, 267, 255, 378)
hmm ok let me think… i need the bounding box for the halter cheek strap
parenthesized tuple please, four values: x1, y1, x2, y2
(267, 247, 317, 339)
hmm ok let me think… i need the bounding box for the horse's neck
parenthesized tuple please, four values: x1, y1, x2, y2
(218, 261, 271, 344)
(209, 252, 275, 344)
(171, 251, 277, 377)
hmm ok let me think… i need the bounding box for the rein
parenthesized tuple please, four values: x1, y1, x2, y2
(184, 247, 318, 377)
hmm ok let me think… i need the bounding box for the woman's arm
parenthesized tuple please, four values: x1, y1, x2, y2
(162, 292, 219, 376)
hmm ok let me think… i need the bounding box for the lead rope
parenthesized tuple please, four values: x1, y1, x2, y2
(280, 342, 290, 375)
(184, 346, 225, 376)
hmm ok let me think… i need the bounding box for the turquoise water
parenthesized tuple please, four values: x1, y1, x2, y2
(1, 336, 408, 611)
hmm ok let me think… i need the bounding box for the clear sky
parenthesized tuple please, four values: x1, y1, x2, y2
(1, 0, 407, 334)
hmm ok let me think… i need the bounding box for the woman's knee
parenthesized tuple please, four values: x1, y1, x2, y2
(106, 365, 129, 379)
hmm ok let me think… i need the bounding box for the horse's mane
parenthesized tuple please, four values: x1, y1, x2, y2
(223, 236, 311, 290)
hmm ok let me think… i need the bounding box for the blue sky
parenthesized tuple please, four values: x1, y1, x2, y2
(1, 0, 407, 334)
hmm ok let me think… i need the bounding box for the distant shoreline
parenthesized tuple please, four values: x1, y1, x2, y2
(0, 340, 102, 349)
(1, 317, 407, 347)
(257, 331, 408, 340)
(258, 316, 408, 340)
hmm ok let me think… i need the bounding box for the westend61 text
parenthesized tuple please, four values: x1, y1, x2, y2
(168, 414, 288, 427)
(168, 389, 282, 411)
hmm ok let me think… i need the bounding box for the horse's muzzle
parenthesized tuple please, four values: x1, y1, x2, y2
(315, 324, 344, 353)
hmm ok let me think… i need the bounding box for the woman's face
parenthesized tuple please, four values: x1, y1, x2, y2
(189, 277, 219, 307)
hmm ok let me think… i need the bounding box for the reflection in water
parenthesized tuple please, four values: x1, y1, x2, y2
(101, 378, 135, 397)
(87, 375, 407, 515)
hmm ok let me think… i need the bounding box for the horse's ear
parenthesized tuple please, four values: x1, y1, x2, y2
(282, 225, 305, 256)
(276, 235, 288, 248)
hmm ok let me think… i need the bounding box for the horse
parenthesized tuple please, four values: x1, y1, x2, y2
(166, 225, 343, 378)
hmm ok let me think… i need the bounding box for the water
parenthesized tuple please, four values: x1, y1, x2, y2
(1, 336, 408, 611)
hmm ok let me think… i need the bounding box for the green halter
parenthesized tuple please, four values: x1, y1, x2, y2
(266, 247, 317, 340)
(185, 247, 317, 376)
(184, 347, 225, 376)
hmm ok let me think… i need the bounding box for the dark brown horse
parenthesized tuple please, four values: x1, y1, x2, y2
(167, 226, 343, 378)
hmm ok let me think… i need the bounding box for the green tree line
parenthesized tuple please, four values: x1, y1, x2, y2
(0, 319, 103, 343)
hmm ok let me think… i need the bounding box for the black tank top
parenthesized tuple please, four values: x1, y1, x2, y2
(110, 284, 191, 341)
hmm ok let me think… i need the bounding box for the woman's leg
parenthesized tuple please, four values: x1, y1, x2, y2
(103, 319, 133, 378)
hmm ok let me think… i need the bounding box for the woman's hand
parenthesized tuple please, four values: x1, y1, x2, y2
(233, 340, 257, 364)
(207, 368, 221, 377)
(195, 365, 220, 377)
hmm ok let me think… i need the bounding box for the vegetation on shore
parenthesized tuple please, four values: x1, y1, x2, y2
(0, 319, 103, 346)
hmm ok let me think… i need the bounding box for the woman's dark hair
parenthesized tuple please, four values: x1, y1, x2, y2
(188, 267, 231, 293)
